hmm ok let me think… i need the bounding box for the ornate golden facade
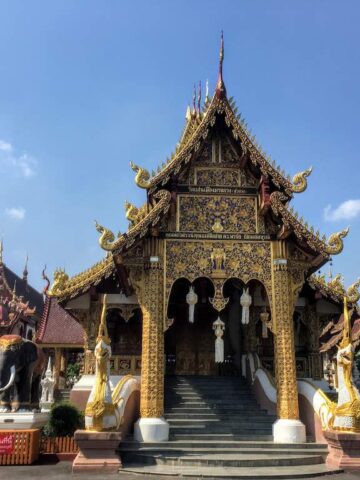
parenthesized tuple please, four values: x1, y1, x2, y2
(48, 38, 358, 431)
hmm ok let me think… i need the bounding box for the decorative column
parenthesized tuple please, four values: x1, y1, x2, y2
(60, 350, 67, 374)
(271, 241, 305, 443)
(132, 238, 169, 442)
(83, 302, 101, 375)
(54, 347, 62, 390)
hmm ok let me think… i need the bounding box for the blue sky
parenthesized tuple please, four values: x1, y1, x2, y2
(0, 1, 359, 292)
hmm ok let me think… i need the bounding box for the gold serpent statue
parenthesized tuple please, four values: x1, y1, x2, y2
(325, 227, 349, 255)
(125, 200, 139, 224)
(291, 167, 313, 193)
(95, 221, 116, 251)
(346, 278, 360, 304)
(130, 161, 151, 189)
(48, 268, 69, 297)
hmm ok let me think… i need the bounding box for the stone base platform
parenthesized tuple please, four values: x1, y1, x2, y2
(0, 411, 49, 430)
(324, 430, 360, 471)
(72, 430, 122, 473)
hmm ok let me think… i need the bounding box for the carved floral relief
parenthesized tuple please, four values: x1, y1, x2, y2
(178, 195, 257, 233)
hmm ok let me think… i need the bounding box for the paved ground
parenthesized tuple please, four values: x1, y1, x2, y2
(2, 461, 360, 480)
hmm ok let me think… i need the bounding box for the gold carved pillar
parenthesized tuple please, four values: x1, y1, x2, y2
(54, 347, 62, 390)
(271, 241, 300, 421)
(83, 301, 101, 375)
(131, 237, 165, 419)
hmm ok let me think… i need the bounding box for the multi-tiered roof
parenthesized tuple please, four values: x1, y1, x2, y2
(0, 241, 43, 335)
(49, 35, 355, 306)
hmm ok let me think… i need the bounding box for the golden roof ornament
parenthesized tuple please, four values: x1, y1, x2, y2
(291, 167, 313, 193)
(130, 161, 151, 189)
(197, 80, 202, 115)
(215, 31, 226, 98)
(48, 268, 69, 297)
(205, 79, 209, 105)
(124, 200, 139, 224)
(346, 278, 360, 304)
(95, 221, 116, 251)
(325, 227, 349, 255)
(327, 274, 345, 295)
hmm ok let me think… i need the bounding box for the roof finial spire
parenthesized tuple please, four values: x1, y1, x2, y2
(192, 83, 197, 114)
(197, 80, 202, 114)
(23, 254, 29, 283)
(42, 265, 50, 295)
(215, 31, 226, 98)
(0, 238, 3, 264)
(205, 79, 209, 105)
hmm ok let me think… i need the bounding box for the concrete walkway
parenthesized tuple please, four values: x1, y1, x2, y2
(2, 461, 360, 480)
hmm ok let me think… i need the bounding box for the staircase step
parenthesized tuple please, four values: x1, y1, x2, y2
(125, 453, 325, 468)
(169, 434, 274, 440)
(122, 375, 339, 477)
(119, 463, 342, 478)
(121, 440, 328, 451)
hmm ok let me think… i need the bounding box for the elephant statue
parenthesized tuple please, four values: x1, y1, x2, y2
(0, 335, 46, 412)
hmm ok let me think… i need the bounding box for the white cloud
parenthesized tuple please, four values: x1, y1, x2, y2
(324, 199, 360, 222)
(5, 207, 26, 220)
(0, 139, 37, 177)
(0, 140, 12, 152)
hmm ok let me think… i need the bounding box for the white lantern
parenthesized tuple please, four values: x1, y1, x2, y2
(213, 317, 225, 363)
(240, 287, 252, 325)
(186, 286, 198, 324)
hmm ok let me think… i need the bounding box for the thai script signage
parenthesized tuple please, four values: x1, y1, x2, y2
(0, 433, 14, 454)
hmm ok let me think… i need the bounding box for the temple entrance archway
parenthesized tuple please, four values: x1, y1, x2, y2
(165, 276, 273, 376)
(165, 277, 218, 375)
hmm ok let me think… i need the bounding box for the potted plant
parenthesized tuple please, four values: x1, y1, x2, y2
(41, 401, 84, 454)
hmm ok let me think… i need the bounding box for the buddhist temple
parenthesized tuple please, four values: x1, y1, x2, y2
(0, 240, 43, 339)
(46, 35, 360, 448)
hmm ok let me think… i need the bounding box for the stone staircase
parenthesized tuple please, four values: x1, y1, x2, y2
(120, 376, 341, 478)
(54, 388, 71, 403)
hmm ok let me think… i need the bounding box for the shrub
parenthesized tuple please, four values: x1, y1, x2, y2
(43, 401, 84, 437)
(65, 362, 81, 388)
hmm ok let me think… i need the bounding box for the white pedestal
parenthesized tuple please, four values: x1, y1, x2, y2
(0, 412, 49, 430)
(273, 418, 306, 443)
(134, 417, 169, 442)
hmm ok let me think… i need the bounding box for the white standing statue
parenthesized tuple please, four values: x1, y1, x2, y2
(85, 294, 117, 431)
(186, 285, 198, 324)
(40, 357, 55, 411)
(213, 317, 225, 363)
(240, 287, 252, 325)
(331, 297, 360, 432)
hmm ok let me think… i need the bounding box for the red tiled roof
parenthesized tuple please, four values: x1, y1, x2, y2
(320, 313, 360, 353)
(36, 296, 84, 346)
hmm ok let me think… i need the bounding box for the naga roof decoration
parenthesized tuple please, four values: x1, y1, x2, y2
(308, 274, 360, 307)
(48, 255, 114, 300)
(95, 189, 171, 252)
(270, 191, 349, 258)
(48, 34, 353, 302)
(48, 190, 171, 300)
(130, 95, 311, 197)
(124, 200, 148, 226)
